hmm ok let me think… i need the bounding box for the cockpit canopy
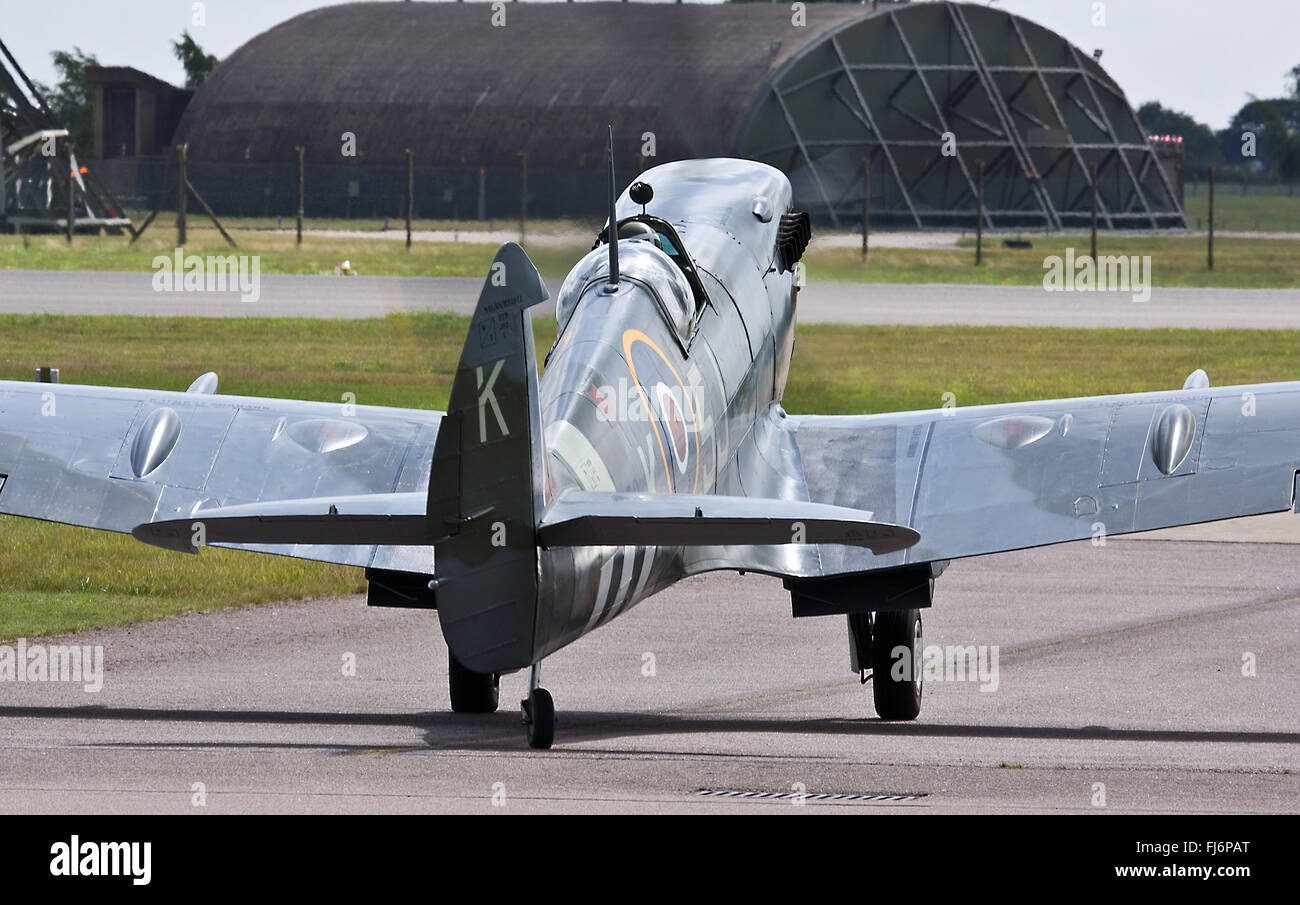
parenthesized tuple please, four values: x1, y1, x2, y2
(555, 239, 697, 344)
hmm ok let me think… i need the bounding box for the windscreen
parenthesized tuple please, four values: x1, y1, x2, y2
(554, 240, 696, 341)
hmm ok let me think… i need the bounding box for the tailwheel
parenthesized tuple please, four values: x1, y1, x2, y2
(520, 662, 554, 749)
(871, 608, 923, 721)
(448, 653, 500, 713)
(522, 688, 555, 749)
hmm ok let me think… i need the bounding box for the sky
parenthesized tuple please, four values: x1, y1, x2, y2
(4, 0, 1297, 130)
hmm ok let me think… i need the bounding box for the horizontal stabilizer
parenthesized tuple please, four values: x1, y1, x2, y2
(537, 492, 919, 554)
(133, 492, 429, 553)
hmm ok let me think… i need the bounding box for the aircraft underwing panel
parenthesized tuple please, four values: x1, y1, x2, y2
(908, 403, 1124, 555)
(110, 401, 236, 490)
(797, 420, 926, 521)
(789, 382, 1300, 571)
(1099, 396, 1208, 486)
(0, 381, 444, 569)
(0, 390, 159, 531)
(199, 409, 422, 504)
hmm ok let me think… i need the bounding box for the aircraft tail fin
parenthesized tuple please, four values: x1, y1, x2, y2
(426, 242, 550, 672)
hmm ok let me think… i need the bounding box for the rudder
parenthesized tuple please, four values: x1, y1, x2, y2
(428, 243, 549, 673)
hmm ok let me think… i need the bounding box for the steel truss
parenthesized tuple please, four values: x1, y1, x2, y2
(0, 37, 133, 233)
(734, 1, 1184, 230)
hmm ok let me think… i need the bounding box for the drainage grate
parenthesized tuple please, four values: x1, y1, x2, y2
(694, 789, 924, 803)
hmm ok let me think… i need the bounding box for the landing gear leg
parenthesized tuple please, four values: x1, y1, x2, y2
(847, 612, 873, 682)
(521, 662, 555, 749)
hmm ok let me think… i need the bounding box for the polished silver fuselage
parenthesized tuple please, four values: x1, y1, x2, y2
(534, 159, 798, 657)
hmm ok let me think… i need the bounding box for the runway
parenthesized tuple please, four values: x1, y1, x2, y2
(1, 537, 1295, 814)
(3, 269, 1300, 327)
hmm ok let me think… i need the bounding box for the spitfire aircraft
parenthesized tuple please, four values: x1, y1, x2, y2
(5, 145, 1300, 749)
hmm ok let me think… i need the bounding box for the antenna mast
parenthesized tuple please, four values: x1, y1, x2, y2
(605, 125, 619, 289)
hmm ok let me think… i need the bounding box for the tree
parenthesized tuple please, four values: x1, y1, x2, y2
(1135, 100, 1221, 172)
(1288, 63, 1300, 100)
(32, 47, 99, 152)
(1219, 97, 1300, 171)
(1276, 133, 1300, 194)
(172, 30, 219, 89)
(1261, 107, 1300, 194)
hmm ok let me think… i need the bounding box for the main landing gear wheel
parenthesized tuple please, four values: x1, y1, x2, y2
(872, 608, 923, 721)
(521, 662, 555, 749)
(448, 654, 500, 713)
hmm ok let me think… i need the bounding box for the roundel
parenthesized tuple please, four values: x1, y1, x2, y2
(654, 382, 690, 475)
(621, 328, 700, 492)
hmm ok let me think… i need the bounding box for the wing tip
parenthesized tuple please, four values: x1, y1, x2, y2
(131, 521, 199, 554)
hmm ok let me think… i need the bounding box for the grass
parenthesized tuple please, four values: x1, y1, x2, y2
(785, 323, 1300, 414)
(0, 311, 518, 411)
(0, 230, 587, 280)
(6, 313, 1300, 640)
(4, 224, 1299, 288)
(1180, 183, 1300, 233)
(808, 235, 1300, 288)
(0, 522, 363, 640)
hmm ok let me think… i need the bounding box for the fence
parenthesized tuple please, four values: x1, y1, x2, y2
(29, 154, 1300, 232)
(89, 156, 613, 223)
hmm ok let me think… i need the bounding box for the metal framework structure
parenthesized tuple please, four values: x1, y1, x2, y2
(0, 37, 132, 233)
(734, 2, 1185, 229)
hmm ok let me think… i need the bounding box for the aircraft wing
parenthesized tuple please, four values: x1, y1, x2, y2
(0, 379, 442, 573)
(786, 379, 1300, 574)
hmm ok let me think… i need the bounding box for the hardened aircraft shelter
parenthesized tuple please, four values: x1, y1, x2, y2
(167, 0, 1183, 228)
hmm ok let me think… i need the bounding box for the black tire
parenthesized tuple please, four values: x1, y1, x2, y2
(872, 608, 923, 721)
(525, 688, 555, 749)
(448, 654, 499, 713)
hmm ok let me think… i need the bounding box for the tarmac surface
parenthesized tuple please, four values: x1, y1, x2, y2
(0, 537, 1295, 814)
(4, 268, 1300, 328)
